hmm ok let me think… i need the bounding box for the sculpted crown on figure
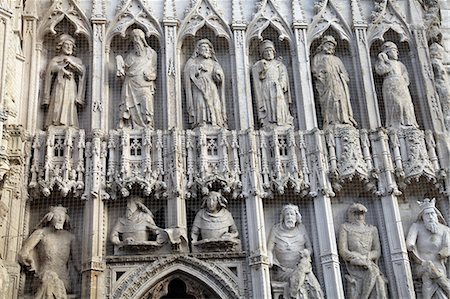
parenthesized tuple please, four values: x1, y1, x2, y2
(184, 39, 227, 128)
(42, 34, 86, 129)
(312, 35, 357, 128)
(252, 40, 293, 128)
(267, 204, 324, 299)
(18, 206, 79, 298)
(375, 41, 419, 129)
(406, 198, 450, 299)
(117, 29, 157, 129)
(338, 203, 388, 299)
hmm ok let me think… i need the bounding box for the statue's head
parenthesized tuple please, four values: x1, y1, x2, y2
(318, 35, 337, 54)
(259, 40, 276, 60)
(57, 34, 76, 55)
(347, 203, 367, 224)
(417, 198, 446, 232)
(41, 205, 70, 230)
(131, 28, 149, 49)
(195, 39, 216, 60)
(381, 41, 399, 60)
(280, 204, 302, 229)
(202, 191, 227, 213)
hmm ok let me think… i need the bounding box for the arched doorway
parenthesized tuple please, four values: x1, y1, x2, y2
(145, 273, 221, 299)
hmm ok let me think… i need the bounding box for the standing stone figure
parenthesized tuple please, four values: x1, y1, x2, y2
(406, 198, 450, 299)
(184, 39, 227, 128)
(312, 36, 357, 128)
(430, 43, 450, 129)
(110, 196, 162, 245)
(42, 34, 86, 128)
(191, 192, 239, 243)
(338, 203, 388, 299)
(252, 40, 293, 127)
(117, 28, 157, 129)
(18, 206, 79, 298)
(375, 41, 419, 129)
(267, 204, 324, 299)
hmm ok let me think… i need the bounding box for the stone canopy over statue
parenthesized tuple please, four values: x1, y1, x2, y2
(116, 28, 157, 129)
(184, 39, 227, 128)
(312, 35, 357, 128)
(252, 40, 293, 127)
(42, 34, 86, 129)
(267, 204, 324, 299)
(375, 41, 419, 129)
(191, 192, 240, 252)
(18, 206, 79, 298)
(406, 198, 450, 299)
(338, 203, 388, 299)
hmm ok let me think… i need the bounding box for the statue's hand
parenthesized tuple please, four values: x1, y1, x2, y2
(378, 52, 389, 62)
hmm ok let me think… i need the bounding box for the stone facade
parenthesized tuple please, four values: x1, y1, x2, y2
(0, 0, 449, 298)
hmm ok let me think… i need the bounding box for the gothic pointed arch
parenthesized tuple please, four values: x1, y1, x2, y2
(178, 0, 232, 42)
(367, 0, 411, 46)
(36, 0, 92, 44)
(106, 0, 163, 46)
(307, 0, 353, 49)
(246, 0, 293, 44)
(111, 255, 241, 299)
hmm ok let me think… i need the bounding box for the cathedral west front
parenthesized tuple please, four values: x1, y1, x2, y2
(0, 0, 450, 298)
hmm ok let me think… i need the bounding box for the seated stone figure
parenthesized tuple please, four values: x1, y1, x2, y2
(191, 192, 239, 251)
(111, 196, 165, 251)
(18, 205, 79, 298)
(267, 204, 324, 299)
(338, 203, 387, 299)
(406, 198, 450, 299)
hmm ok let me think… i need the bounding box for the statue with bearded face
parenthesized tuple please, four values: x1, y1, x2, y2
(267, 204, 324, 299)
(18, 206, 79, 298)
(116, 28, 157, 129)
(406, 198, 450, 299)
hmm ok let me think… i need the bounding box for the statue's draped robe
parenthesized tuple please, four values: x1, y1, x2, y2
(192, 209, 237, 240)
(120, 47, 157, 128)
(312, 53, 356, 127)
(375, 58, 418, 129)
(252, 58, 293, 127)
(44, 55, 85, 128)
(184, 57, 227, 128)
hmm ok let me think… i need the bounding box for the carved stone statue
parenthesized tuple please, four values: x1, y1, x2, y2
(18, 206, 79, 298)
(110, 196, 163, 247)
(338, 203, 388, 299)
(430, 43, 450, 129)
(312, 36, 357, 128)
(184, 39, 227, 128)
(267, 204, 324, 299)
(117, 28, 157, 129)
(191, 192, 239, 251)
(406, 198, 450, 299)
(252, 40, 293, 127)
(42, 34, 86, 128)
(0, 201, 8, 299)
(375, 41, 419, 129)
